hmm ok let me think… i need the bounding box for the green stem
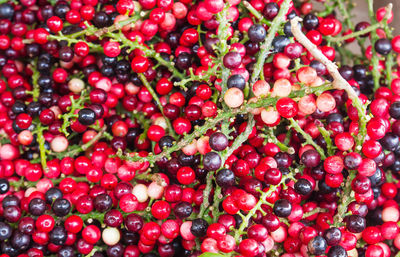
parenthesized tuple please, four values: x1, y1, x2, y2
(48, 34, 103, 52)
(317, 0, 336, 17)
(30, 59, 40, 101)
(69, 12, 145, 39)
(117, 84, 333, 163)
(59, 93, 88, 137)
(211, 185, 223, 222)
(221, 115, 255, 164)
(235, 173, 295, 242)
(250, 0, 291, 84)
(173, 65, 218, 89)
(216, 5, 233, 100)
(263, 127, 290, 152)
(382, 5, 394, 86)
(317, 125, 335, 156)
(10, 176, 88, 189)
(328, 22, 381, 42)
(386, 53, 394, 87)
(36, 124, 49, 173)
(337, 0, 353, 30)
(207, 116, 255, 220)
(367, 0, 381, 91)
(138, 73, 176, 138)
(333, 170, 357, 227)
(242, 1, 271, 26)
(337, 0, 365, 53)
(336, 0, 366, 53)
(52, 125, 107, 158)
(115, 31, 185, 82)
(198, 171, 214, 218)
(303, 207, 327, 218)
(117, 109, 242, 163)
(289, 118, 327, 160)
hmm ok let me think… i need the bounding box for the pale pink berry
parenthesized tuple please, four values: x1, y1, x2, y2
(125, 82, 141, 95)
(24, 187, 37, 197)
(147, 181, 165, 199)
(182, 139, 198, 156)
(0, 144, 19, 160)
(248, 97, 262, 115)
(224, 88, 244, 108)
(273, 78, 292, 97)
(382, 206, 400, 222)
(114, 15, 132, 32)
(197, 136, 211, 155)
(36, 179, 53, 193)
(95, 77, 112, 92)
(102, 227, 121, 246)
(252, 80, 270, 97)
(310, 76, 324, 87)
(180, 221, 196, 241)
(316, 92, 336, 112)
(262, 235, 275, 252)
(297, 67, 317, 85)
(153, 116, 168, 130)
(270, 226, 286, 243)
(132, 184, 148, 203)
(51, 135, 69, 153)
(298, 95, 317, 115)
(261, 107, 280, 125)
(68, 78, 85, 93)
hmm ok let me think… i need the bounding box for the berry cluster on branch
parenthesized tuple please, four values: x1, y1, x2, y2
(0, 0, 400, 257)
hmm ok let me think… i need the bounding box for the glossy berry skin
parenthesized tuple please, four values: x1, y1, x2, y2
(151, 200, 171, 220)
(276, 97, 298, 118)
(223, 51, 242, 69)
(104, 41, 121, 57)
(0, 1, 400, 256)
(209, 132, 229, 151)
(375, 38, 392, 55)
(273, 199, 292, 217)
(47, 16, 63, 32)
(36, 215, 55, 232)
(248, 24, 266, 43)
(78, 108, 96, 126)
(239, 239, 259, 257)
(131, 56, 149, 73)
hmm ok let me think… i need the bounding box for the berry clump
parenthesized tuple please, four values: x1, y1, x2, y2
(0, 0, 400, 257)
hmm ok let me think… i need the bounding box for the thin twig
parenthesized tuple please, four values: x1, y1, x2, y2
(290, 17, 369, 151)
(336, 0, 366, 53)
(333, 170, 357, 226)
(198, 171, 215, 218)
(52, 126, 108, 158)
(116, 84, 333, 163)
(367, 1, 393, 90)
(216, 5, 233, 101)
(36, 124, 49, 173)
(242, 1, 271, 26)
(234, 173, 296, 242)
(78, 12, 146, 39)
(289, 118, 326, 160)
(250, 0, 291, 84)
(138, 73, 176, 139)
(328, 22, 383, 43)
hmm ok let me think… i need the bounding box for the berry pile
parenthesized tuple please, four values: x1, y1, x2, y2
(1, 0, 400, 256)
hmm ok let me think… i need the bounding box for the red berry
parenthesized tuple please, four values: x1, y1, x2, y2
(131, 56, 150, 73)
(276, 97, 298, 118)
(47, 16, 63, 32)
(103, 41, 121, 57)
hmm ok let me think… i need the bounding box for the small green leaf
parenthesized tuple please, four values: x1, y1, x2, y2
(199, 253, 225, 257)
